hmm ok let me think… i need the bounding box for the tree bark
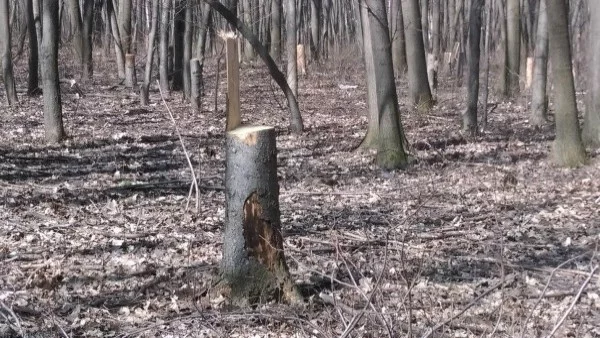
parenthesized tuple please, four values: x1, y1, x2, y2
(223, 126, 301, 305)
(81, 0, 94, 80)
(171, 0, 184, 91)
(583, 0, 600, 147)
(41, 0, 65, 143)
(310, 0, 320, 61)
(506, 0, 520, 96)
(141, 0, 159, 105)
(203, 0, 303, 132)
(183, 0, 192, 98)
(270, 0, 282, 61)
(402, 0, 433, 108)
(463, 0, 483, 136)
(26, 0, 39, 95)
(359, 0, 409, 169)
(67, 0, 83, 66)
(285, 0, 297, 97)
(530, 0, 548, 127)
(547, 0, 586, 167)
(389, 0, 407, 76)
(159, 0, 170, 96)
(0, 0, 18, 105)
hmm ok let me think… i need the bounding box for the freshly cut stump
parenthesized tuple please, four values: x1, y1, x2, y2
(221, 126, 301, 305)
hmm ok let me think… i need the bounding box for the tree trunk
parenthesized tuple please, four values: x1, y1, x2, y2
(402, 0, 433, 108)
(359, 0, 409, 169)
(285, 0, 297, 97)
(190, 58, 203, 111)
(390, 0, 407, 75)
(481, 0, 492, 130)
(183, 1, 192, 98)
(41, 0, 65, 143)
(81, 0, 94, 80)
(547, 0, 586, 167)
(270, 0, 282, 61)
(421, 0, 429, 52)
(530, 0, 548, 127)
(463, 0, 483, 136)
(108, 0, 126, 78)
(203, 0, 303, 132)
(26, 0, 39, 95)
(196, 3, 212, 60)
(141, 0, 159, 105)
(0, 0, 18, 105)
(242, 0, 255, 60)
(309, 0, 320, 62)
(159, 0, 170, 96)
(172, 0, 184, 91)
(583, 0, 600, 147)
(67, 0, 83, 67)
(506, 0, 520, 96)
(431, 0, 441, 61)
(222, 126, 301, 305)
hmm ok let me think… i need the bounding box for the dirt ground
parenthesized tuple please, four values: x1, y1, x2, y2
(1, 50, 600, 338)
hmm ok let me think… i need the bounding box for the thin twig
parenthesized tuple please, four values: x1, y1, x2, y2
(520, 251, 592, 338)
(545, 265, 599, 338)
(421, 274, 516, 338)
(157, 80, 200, 211)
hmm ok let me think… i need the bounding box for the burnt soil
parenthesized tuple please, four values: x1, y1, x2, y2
(1, 50, 599, 338)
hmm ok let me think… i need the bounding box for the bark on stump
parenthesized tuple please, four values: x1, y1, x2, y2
(221, 126, 301, 305)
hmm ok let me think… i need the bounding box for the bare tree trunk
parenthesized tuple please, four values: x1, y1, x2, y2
(421, 0, 429, 52)
(359, 0, 409, 169)
(309, 0, 320, 61)
(26, 0, 39, 95)
(285, 0, 297, 96)
(203, 0, 303, 132)
(141, 0, 159, 105)
(197, 3, 212, 59)
(242, 0, 255, 60)
(481, 0, 492, 130)
(463, 0, 483, 136)
(390, 0, 406, 75)
(547, 0, 586, 167)
(402, 0, 433, 108)
(183, 0, 192, 98)
(108, 1, 126, 78)
(530, 0, 548, 127)
(172, 0, 184, 91)
(0, 0, 18, 104)
(32, 0, 42, 48)
(41, 0, 65, 143)
(506, 0, 520, 96)
(81, 0, 94, 80)
(67, 0, 83, 64)
(431, 0, 441, 60)
(583, 0, 600, 147)
(270, 0, 281, 61)
(159, 0, 170, 96)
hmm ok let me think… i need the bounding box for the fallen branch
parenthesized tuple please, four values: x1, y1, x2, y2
(421, 274, 516, 338)
(545, 265, 598, 338)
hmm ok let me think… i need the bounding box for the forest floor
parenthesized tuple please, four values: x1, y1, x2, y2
(1, 50, 600, 338)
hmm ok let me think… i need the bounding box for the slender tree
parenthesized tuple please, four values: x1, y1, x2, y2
(270, 0, 282, 61)
(530, 0, 548, 126)
(402, 0, 433, 108)
(506, 0, 520, 96)
(26, 0, 39, 95)
(310, 0, 320, 61)
(583, 0, 600, 147)
(202, 0, 303, 132)
(547, 0, 586, 167)
(360, 0, 409, 169)
(141, 0, 160, 105)
(0, 0, 18, 105)
(389, 0, 407, 75)
(41, 0, 65, 143)
(285, 0, 297, 96)
(463, 0, 483, 136)
(159, 0, 170, 96)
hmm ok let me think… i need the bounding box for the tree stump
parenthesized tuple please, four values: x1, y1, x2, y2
(221, 126, 301, 305)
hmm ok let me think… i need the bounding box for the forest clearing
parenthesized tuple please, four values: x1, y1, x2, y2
(1, 0, 600, 337)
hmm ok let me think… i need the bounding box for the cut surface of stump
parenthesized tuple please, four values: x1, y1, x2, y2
(220, 125, 301, 305)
